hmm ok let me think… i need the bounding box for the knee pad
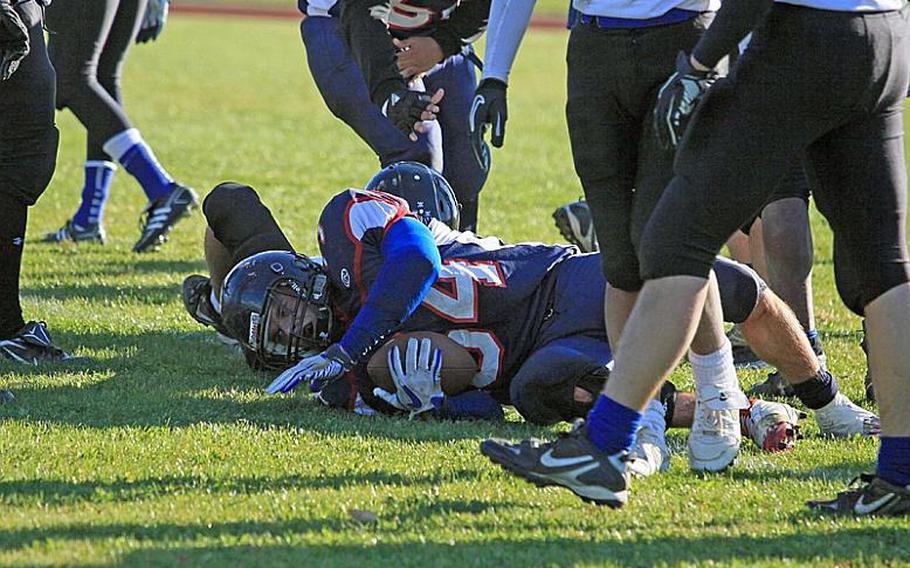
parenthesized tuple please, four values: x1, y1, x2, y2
(202, 182, 262, 226)
(511, 365, 609, 425)
(0, 126, 59, 206)
(714, 256, 764, 324)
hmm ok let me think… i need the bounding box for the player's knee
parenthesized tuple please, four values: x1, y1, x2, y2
(203, 182, 261, 227)
(0, 126, 59, 205)
(601, 254, 642, 293)
(715, 257, 764, 324)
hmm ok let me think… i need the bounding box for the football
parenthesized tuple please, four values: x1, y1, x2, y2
(367, 331, 479, 396)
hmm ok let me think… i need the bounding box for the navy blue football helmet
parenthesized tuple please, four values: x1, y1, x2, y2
(365, 162, 461, 230)
(220, 251, 335, 370)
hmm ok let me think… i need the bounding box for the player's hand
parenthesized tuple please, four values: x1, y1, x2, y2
(372, 337, 444, 419)
(469, 78, 507, 170)
(136, 0, 169, 44)
(0, 0, 29, 82)
(394, 37, 443, 80)
(382, 88, 444, 141)
(266, 344, 353, 394)
(653, 51, 717, 149)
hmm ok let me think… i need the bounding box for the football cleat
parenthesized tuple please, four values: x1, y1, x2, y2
(0, 321, 90, 365)
(749, 371, 795, 398)
(182, 275, 238, 345)
(480, 420, 631, 507)
(41, 219, 106, 244)
(133, 184, 198, 253)
(688, 384, 748, 472)
(814, 392, 880, 437)
(741, 399, 803, 452)
(808, 474, 910, 517)
(628, 400, 671, 478)
(552, 199, 598, 253)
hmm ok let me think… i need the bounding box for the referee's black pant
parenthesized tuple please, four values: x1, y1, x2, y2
(641, 4, 910, 315)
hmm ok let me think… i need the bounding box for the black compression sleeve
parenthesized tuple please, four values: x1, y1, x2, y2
(691, 0, 774, 69)
(339, 0, 407, 105)
(430, 0, 491, 59)
(202, 183, 294, 265)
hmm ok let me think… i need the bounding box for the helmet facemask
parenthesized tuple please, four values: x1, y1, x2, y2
(255, 271, 333, 369)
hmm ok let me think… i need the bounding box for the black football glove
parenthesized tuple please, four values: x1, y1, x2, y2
(653, 51, 717, 149)
(469, 78, 507, 170)
(382, 89, 436, 138)
(0, 0, 29, 81)
(136, 0, 168, 44)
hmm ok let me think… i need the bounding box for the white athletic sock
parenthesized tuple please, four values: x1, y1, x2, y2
(689, 340, 737, 387)
(641, 398, 667, 433)
(209, 287, 221, 314)
(102, 128, 143, 162)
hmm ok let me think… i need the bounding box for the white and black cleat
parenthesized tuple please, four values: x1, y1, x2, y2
(134, 184, 199, 253)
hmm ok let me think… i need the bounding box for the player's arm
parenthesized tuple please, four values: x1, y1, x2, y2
(339, 216, 442, 363)
(652, 0, 773, 147)
(469, 0, 536, 166)
(395, 0, 491, 80)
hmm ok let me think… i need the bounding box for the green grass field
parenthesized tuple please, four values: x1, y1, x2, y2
(193, 0, 571, 19)
(2, 14, 909, 567)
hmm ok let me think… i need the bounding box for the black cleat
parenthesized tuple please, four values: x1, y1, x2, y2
(42, 219, 106, 244)
(0, 321, 91, 365)
(808, 474, 910, 517)
(750, 370, 795, 398)
(133, 184, 198, 253)
(181, 275, 235, 342)
(480, 420, 630, 507)
(552, 199, 598, 253)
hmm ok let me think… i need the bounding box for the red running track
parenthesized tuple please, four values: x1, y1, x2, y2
(172, 3, 568, 29)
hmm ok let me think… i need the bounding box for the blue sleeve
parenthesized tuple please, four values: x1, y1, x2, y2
(434, 390, 505, 421)
(338, 217, 442, 362)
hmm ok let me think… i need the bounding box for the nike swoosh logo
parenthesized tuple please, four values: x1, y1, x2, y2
(854, 492, 895, 515)
(540, 448, 595, 469)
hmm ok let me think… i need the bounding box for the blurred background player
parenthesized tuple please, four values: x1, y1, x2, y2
(0, 0, 87, 364)
(333, 0, 490, 231)
(41, 0, 198, 253)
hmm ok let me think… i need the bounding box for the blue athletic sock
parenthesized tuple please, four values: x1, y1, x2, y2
(585, 394, 642, 455)
(791, 369, 838, 410)
(877, 437, 910, 487)
(102, 129, 174, 202)
(72, 161, 116, 228)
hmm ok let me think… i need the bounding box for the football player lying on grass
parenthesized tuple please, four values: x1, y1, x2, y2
(181, 164, 878, 472)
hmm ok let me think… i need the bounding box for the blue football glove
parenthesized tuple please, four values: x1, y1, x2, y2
(136, 0, 168, 44)
(266, 343, 353, 395)
(468, 78, 506, 170)
(0, 0, 29, 81)
(653, 51, 717, 149)
(373, 337, 444, 419)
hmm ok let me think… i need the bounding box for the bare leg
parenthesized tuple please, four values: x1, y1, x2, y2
(739, 289, 818, 384)
(747, 218, 769, 280)
(761, 198, 816, 332)
(602, 276, 708, 410)
(204, 227, 233, 296)
(726, 231, 752, 265)
(865, 283, 910, 437)
(605, 286, 637, 356)
(689, 273, 727, 356)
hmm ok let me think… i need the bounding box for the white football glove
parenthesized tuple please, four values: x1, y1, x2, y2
(266, 344, 352, 395)
(373, 337, 444, 419)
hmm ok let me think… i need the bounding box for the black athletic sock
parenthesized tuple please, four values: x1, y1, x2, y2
(0, 200, 28, 339)
(791, 369, 838, 410)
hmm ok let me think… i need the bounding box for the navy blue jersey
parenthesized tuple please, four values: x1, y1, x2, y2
(318, 189, 575, 393)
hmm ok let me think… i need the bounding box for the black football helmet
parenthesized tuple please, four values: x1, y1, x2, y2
(365, 161, 461, 230)
(220, 251, 335, 370)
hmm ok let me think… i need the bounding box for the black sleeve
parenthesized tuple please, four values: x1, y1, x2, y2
(431, 0, 491, 59)
(691, 0, 774, 69)
(202, 182, 295, 265)
(339, 0, 407, 105)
